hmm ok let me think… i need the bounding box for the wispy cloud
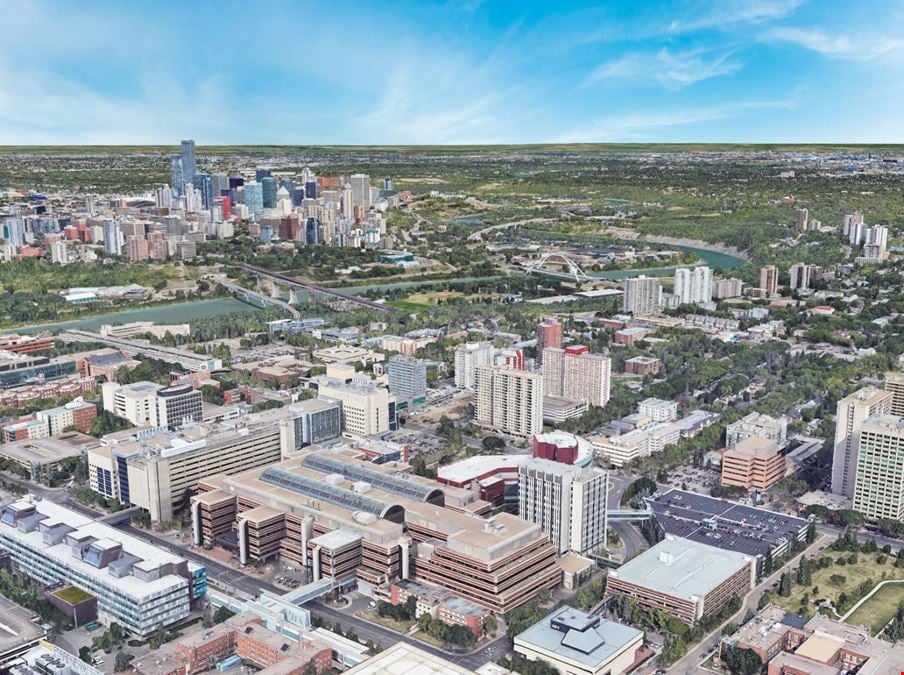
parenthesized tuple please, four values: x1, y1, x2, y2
(761, 26, 904, 61)
(585, 48, 743, 89)
(667, 0, 806, 33)
(555, 99, 797, 142)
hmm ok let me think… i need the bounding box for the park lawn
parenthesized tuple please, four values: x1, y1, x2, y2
(772, 551, 904, 619)
(388, 300, 429, 312)
(846, 581, 904, 635)
(406, 290, 465, 305)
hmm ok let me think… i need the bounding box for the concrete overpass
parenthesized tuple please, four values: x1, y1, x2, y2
(239, 264, 392, 314)
(220, 281, 301, 319)
(60, 329, 223, 372)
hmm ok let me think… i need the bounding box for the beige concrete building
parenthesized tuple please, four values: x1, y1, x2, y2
(591, 423, 680, 468)
(87, 407, 300, 521)
(885, 370, 904, 416)
(514, 606, 643, 675)
(721, 437, 786, 491)
(541, 346, 611, 408)
(831, 386, 893, 498)
(852, 415, 904, 521)
(622, 275, 662, 315)
(518, 458, 609, 555)
(191, 446, 561, 614)
(607, 536, 755, 625)
(313, 376, 395, 437)
(475, 366, 543, 438)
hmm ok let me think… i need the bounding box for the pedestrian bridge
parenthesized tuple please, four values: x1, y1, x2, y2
(608, 508, 652, 522)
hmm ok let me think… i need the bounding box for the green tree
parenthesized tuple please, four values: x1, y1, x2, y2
(779, 573, 792, 597)
(724, 647, 762, 675)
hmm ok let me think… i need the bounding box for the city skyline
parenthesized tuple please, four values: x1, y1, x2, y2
(2, 0, 903, 145)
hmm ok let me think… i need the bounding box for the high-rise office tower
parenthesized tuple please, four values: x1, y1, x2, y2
(341, 185, 355, 219)
(103, 220, 123, 256)
(350, 174, 371, 209)
(622, 276, 662, 315)
(796, 207, 809, 232)
(305, 179, 318, 200)
(518, 459, 610, 555)
(759, 265, 779, 296)
(852, 415, 904, 521)
(789, 262, 812, 291)
(255, 167, 272, 182)
(261, 177, 278, 209)
(387, 355, 427, 409)
(831, 386, 893, 498)
(180, 140, 197, 185)
(475, 366, 543, 438)
(849, 221, 868, 246)
(454, 342, 494, 389)
(192, 173, 212, 210)
(211, 173, 230, 198)
(885, 372, 904, 416)
(862, 225, 889, 260)
(713, 277, 743, 299)
(383, 176, 393, 191)
(169, 156, 184, 197)
(536, 317, 562, 365)
(542, 346, 611, 408)
(843, 212, 864, 238)
(673, 265, 713, 305)
(3, 218, 25, 247)
(244, 182, 264, 217)
(155, 384, 203, 430)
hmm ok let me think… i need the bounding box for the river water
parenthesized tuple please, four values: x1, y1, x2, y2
(17, 298, 259, 335)
(14, 243, 746, 333)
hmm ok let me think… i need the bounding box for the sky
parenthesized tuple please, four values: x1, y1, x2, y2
(1, 0, 902, 145)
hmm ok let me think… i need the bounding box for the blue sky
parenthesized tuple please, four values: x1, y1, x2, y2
(1, 0, 902, 144)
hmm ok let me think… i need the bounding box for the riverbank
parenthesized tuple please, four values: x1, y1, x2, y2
(640, 234, 752, 263)
(14, 297, 261, 335)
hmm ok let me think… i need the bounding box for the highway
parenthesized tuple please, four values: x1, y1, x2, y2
(59, 329, 219, 372)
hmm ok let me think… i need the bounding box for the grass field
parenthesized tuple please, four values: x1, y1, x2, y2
(358, 610, 414, 634)
(846, 581, 904, 635)
(771, 551, 904, 620)
(52, 585, 94, 605)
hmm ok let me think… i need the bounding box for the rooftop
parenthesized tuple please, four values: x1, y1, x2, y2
(648, 488, 809, 557)
(0, 498, 192, 600)
(0, 595, 44, 657)
(611, 536, 752, 600)
(514, 605, 643, 670)
(0, 434, 98, 465)
(344, 642, 477, 675)
(726, 436, 781, 459)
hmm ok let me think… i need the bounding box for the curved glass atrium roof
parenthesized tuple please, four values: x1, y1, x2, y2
(301, 453, 444, 504)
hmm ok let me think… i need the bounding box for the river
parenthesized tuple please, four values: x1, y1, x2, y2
(13, 243, 746, 334)
(17, 298, 260, 335)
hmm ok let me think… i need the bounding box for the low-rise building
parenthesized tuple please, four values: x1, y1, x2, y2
(0, 499, 204, 636)
(638, 397, 678, 423)
(721, 606, 904, 675)
(721, 437, 787, 491)
(591, 423, 680, 467)
(623, 355, 661, 376)
(726, 412, 788, 449)
(607, 535, 755, 625)
(514, 606, 643, 675)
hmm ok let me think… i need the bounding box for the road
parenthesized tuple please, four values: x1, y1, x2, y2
(608, 475, 650, 559)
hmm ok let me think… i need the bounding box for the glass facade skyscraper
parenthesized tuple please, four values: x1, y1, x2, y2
(180, 139, 196, 185)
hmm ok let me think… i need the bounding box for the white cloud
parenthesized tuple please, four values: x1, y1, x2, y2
(762, 27, 904, 61)
(667, 0, 806, 33)
(586, 48, 743, 89)
(555, 99, 797, 142)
